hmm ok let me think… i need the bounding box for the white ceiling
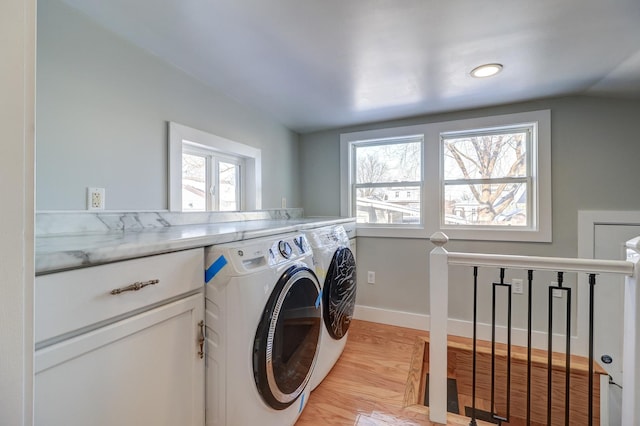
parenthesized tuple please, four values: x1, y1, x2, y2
(61, 0, 640, 133)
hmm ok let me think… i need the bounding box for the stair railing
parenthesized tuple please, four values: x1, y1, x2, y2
(428, 232, 640, 425)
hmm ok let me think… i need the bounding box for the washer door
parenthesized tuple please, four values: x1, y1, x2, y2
(253, 265, 321, 410)
(323, 246, 357, 340)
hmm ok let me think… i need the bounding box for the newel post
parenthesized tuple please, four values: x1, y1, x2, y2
(622, 237, 640, 425)
(429, 232, 449, 424)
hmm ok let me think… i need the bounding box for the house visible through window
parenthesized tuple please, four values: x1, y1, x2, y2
(351, 136, 423, 225)
(169, 122, 261, 212)
(181, 146, 242, 212)
(442, 125, 531, 227)
(340, 110, 551, 241)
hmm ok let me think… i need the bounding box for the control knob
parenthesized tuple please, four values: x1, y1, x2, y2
(278, 240, 293, 259)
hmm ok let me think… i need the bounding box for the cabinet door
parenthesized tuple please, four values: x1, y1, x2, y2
(35, 293, 205, 426)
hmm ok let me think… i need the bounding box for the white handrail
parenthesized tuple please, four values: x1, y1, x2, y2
(427, 231, 640, 425)
(447, 252, 634, 276)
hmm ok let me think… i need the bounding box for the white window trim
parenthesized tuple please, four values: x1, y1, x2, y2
(340, 124, 430, 239)
(168, 122, 261, 212)
(340, 110, 551, 242)
(182, 144, 243, 211)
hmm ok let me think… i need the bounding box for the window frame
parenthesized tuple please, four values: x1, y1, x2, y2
(181, 144, 243, 212)
(340, 110, 551, 242)
(168, 122, 261, 212)
(440, 124, 533, 229)
(340, 124, 430, 239)
(351, 135, 424, 228)
(215, 156, 242, 212)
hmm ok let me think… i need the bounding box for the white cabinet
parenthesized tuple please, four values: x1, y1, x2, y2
(34, 249, 205, 426)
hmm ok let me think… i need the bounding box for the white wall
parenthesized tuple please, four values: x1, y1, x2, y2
(36, 0, 300, 211)
(300, 96, 640, 330)
(0, 0, 35, 424)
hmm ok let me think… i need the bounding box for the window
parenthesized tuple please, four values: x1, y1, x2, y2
(441, 125, 531, 227)
(169, 122, 261, 212)
(351, 136, 423, 225)
(340, 110, 551, 241)
(181, 146, 241, 211)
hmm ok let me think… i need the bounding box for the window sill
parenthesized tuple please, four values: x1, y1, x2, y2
(355, 224, 551, 242)
(355, 225, 430, 239)
(438, 226, 552, 242)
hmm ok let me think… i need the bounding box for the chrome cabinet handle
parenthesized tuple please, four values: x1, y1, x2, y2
(198, 320, 205, 359)
(110, 279, 159, 295)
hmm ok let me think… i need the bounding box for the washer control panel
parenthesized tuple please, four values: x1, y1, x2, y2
(207, 233, 315, 276)
(263, 234, 311, 266)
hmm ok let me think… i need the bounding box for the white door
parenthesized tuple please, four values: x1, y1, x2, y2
(34, 293, 205, 426)
(593, 224, 640, 385)
(590, 223, 640, 426)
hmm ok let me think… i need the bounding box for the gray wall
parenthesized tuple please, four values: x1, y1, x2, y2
(36, 0, 300, 211)
(300, 95, 640, 325)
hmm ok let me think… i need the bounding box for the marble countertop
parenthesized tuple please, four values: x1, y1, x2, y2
(36, 215, 354, 275)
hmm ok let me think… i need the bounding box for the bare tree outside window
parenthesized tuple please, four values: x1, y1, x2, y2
(342, 110, 549, 240)
(218, 161, 238, 211)
(182, 152, 241, 212)
(182, 153, 206, 211)
(354, 139, 422, 224)
(443, 129, 529, 226)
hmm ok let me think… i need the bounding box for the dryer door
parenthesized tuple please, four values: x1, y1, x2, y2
(323, 246, 357, 340)
(253, 265, 321, 410)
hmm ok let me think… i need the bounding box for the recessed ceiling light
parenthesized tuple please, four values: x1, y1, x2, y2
(470, 63, 503, 78)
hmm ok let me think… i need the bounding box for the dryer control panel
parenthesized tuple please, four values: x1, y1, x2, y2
(211, 234, 313, 274)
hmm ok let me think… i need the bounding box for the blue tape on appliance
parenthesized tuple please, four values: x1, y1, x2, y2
(205, 255, 228, 283)
(315, 289, 323, 309)
(298, 393, 305, 413)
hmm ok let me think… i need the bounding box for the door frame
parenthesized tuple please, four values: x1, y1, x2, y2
(578, 210, 640, 426)
(577, 211, 640, 356)
(1, 1, 36, 424)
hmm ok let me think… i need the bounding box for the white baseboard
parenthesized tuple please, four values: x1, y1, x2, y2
(354, 304, 582, 355)
(353, 305, 430, 331)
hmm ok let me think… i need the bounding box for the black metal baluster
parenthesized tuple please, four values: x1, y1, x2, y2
(491, 270, 498, 420)
(469, 266, 478, 426)
(527, 270, 533, 426)
(506, 273, 512, 422)
(547, 283, 553, 426)
(548, 272, 571, 426)
(491, 268, 509, 423)
(558, 272, 571, 426)
(588, 273, 596, 426)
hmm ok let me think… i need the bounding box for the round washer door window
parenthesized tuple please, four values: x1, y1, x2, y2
(323, 246, 357, 340)
(253, 265, 321, 410)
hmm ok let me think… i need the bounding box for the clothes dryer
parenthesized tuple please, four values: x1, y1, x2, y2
(204, 233, 321, 426)
(305, 224, 357, 390)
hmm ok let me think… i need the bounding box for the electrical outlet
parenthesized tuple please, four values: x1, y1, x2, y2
(281, 197, 287, 209)
(367, 271, 375, 284)
(87, 187, 105, 210)
(512, 278, 524, 294)
(550, 283, 563, 298)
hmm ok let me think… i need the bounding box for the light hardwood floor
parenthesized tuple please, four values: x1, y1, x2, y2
(296, 319, 604, 426)
(296, 320, 476, 426)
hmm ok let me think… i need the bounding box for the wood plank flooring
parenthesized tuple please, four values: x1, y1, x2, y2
(297, 319, 604, 425)
(296, 320, 478, 425)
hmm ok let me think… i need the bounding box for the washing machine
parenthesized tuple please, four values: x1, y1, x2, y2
(204, 233, 322, 426)
(305, 223, 357, 391)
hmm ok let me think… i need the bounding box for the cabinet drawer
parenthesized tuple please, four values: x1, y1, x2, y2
(36, 248, 204, 344)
